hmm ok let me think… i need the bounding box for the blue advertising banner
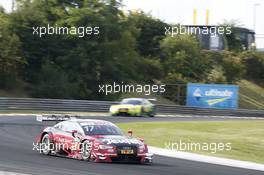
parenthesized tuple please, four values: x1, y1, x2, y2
(186, 83, 239, 109)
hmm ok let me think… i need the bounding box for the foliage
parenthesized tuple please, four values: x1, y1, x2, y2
(241, 51, 264, 80)
(222, 54, 245, 83)
(128, 11, 167, 57)
(0, 0, 263, 102)
(0, 10, 25, 89)
(202, 51, 245, 83)
(160, 35, 213, 82)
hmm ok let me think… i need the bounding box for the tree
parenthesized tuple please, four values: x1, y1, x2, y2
(222, 53, 245, 83)
(128, 11, 167, 57)
(0, 10, 24, 89)
(8, 0, 143, 99)
(242, 51, 264, 80)
(160, 34, 212, 82)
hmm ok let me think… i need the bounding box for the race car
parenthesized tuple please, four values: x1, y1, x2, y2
(109, 98, 156, 117)
(35, 115, 153, 164)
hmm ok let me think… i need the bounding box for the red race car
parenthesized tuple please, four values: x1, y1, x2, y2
(35, 115, 153, 164)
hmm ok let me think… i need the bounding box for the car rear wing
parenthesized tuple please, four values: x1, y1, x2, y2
(147, 98, 157, 102)
(36, 114, 76, 122)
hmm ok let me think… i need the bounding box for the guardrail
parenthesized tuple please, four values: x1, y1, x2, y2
(0, 97, 117, 112)
(0, 97, 263, 117)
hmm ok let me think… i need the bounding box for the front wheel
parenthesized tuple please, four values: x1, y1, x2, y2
(41, 134, 52, 155)
(81, 140, 92, 161)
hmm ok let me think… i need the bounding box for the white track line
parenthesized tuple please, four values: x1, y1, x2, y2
(0, 171, 30, 175)
(149, 146, 264, 172)
(157, 114, 264, 120)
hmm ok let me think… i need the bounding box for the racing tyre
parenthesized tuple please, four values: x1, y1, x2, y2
(149, 107, 156, 117)
(41, 134, 52, 155)
(149, 113, 155, 117)
(81, 140, 92, 161)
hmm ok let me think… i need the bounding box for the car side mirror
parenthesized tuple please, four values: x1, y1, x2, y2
(128, 130, 133, 137)
(139, 138, 144, 143)
(72, 130, 78, 137)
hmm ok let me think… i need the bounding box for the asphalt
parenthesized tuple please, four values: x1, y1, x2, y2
(0, 115, 263, 175)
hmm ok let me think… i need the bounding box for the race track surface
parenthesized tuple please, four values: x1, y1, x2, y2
(0, 115, 263, 175)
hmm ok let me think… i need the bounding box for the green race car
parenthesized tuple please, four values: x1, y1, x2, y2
(109, 98, 156, 117)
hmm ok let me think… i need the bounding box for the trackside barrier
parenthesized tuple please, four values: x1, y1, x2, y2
(0, 97, 263, 117)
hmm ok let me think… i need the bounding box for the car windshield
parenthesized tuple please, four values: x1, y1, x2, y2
(81, 124, 123, 136)
(121, 99, 142, 105)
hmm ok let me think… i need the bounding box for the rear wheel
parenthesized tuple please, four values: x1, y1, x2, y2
(149, 107, 156, 117)
(148, 111, 155, 117)
(149, 113, 155, 117)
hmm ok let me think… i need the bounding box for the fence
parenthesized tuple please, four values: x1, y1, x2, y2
(0, 97, 263, 118)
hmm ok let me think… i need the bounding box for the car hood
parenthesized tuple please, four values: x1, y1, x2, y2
(95, 135, 143, 146)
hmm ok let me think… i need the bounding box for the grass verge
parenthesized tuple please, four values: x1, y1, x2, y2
(117, 120, 264, 164)
(238, 80, 264, 110)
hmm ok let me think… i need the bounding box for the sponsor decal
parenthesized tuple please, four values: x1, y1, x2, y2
(193, 88, 232, 106)
(102, 138, 140, 145)
(187, 83, 238, 109)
